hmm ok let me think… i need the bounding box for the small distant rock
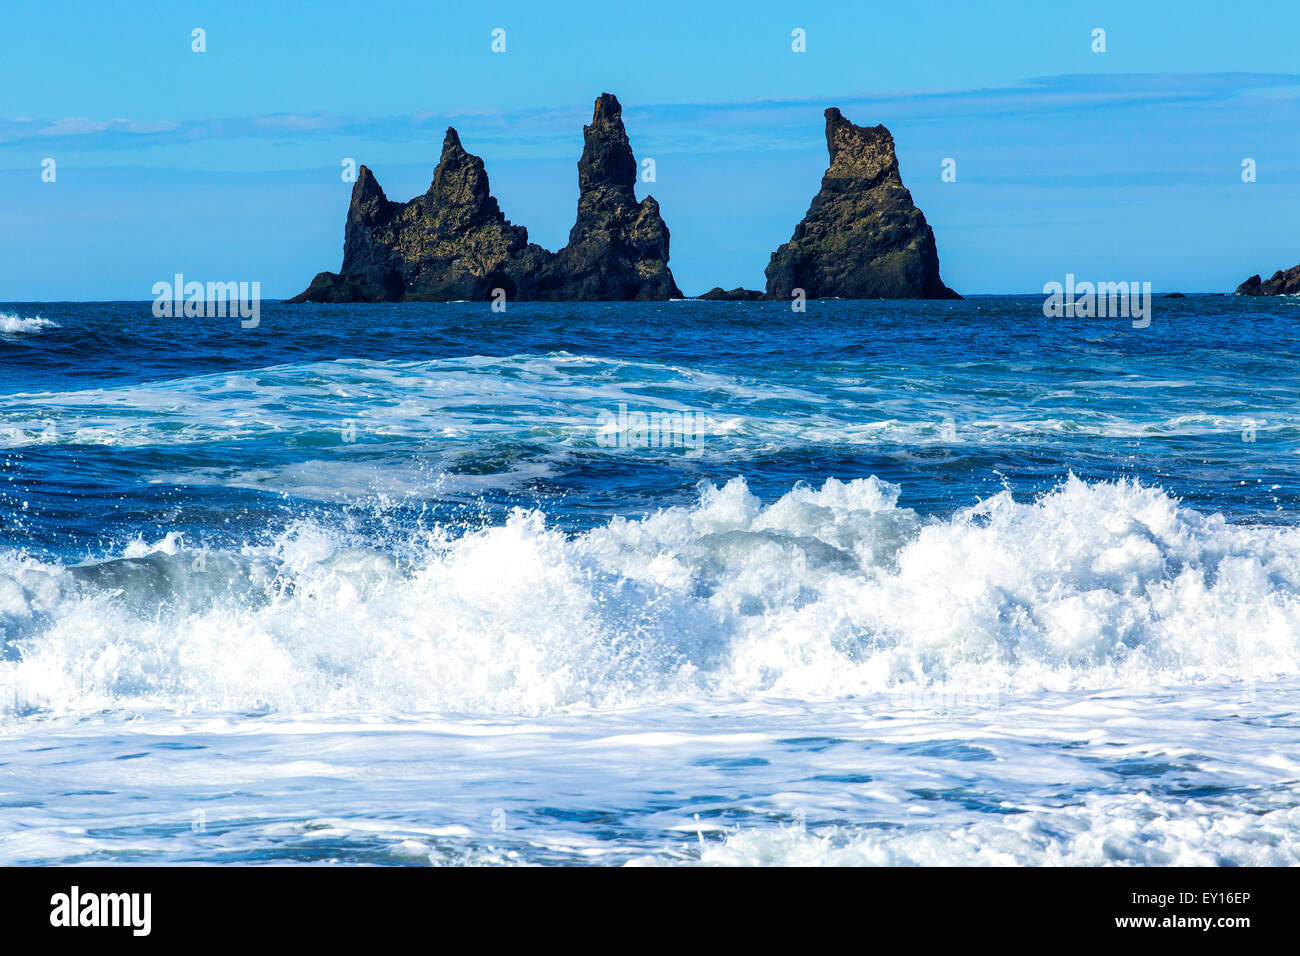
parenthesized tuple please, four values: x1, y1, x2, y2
(697, 287, 766, 301)
(1162, 292, 1186, 298)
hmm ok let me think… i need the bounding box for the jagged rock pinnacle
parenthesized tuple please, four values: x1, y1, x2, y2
(1235, 264, 1300, 296)
(764, 107, 959, 300)
(289, 94, 680, 302)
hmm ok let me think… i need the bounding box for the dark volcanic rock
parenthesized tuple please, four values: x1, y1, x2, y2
(289, 94, 679, 302)
(765, 108, 959, 301)
(543, 93, 681, 300)
(291, 131, 549, 303)
(697, 287, 766, 301)
(1236, 264, 1300, 296)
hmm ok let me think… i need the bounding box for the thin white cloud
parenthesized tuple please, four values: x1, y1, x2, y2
(251, 114, 342, 131)
(0, 72, 1293, 158)
(35, 117, 113, 137)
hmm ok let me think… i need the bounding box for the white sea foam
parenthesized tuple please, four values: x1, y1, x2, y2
(0, 313, 59, 335)
(2, 475, 1298, 720)
(2, 682, 1296, 866)
(697, 793, 1300, 866)
(0, 353, 1290, 455)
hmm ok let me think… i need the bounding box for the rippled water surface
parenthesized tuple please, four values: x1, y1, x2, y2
(1, 296, 1297, 864)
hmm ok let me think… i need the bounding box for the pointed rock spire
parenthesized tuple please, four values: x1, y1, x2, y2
(289, 94, 681, 302)
(765, 107, 959, 300)
(548, 93, 681, 299)
(347, 165, 394, 230)
(577, 92, 637, 200)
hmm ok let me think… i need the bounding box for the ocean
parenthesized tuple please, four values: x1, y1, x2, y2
(1, 295, 1298, 865)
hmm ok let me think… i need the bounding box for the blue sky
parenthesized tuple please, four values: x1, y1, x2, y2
(1, 0, 1297, 298)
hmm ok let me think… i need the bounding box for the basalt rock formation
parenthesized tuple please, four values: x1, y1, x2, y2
(765, 108, 959, 300)
(697, 286, 766, 300)
(290, 93, 680, 302)
(545, 93, 681, 300)
(291, 129, 549, 303)
(1236, 264, 1300, 296)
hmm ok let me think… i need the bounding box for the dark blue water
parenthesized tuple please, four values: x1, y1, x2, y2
(4, 296, 1300, 867)
(3, 296, 1296, 563)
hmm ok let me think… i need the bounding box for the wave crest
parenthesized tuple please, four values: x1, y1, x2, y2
(2, 475, 1298, 718)
(0, 313, 59, 335)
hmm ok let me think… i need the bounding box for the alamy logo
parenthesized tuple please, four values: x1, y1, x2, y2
(49, 886, 151, 936)
(1042, 273, 1151, 328)
(892, 684, 1003, 714)
(595, 403, 705, 455)
(152, 273, 261, 328)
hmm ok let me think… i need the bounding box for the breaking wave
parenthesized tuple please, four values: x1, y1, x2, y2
(2, 475, 1298, 719)
(0, 313, 59, 335)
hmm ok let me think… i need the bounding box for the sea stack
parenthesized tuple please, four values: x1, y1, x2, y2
(289, 94, 680, 302)
(543, 93, 681, 299)
(765, 108, 959, 300)
(1236, 264, 1300, 296)
(292, 129, 550, 302)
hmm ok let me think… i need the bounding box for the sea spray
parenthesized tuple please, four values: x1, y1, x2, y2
(3, 475, 1298, 721)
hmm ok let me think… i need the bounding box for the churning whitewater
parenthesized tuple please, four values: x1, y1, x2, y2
(1, 298, 1298, 866)
(3, 474, 1299, 718)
